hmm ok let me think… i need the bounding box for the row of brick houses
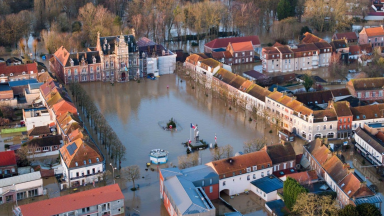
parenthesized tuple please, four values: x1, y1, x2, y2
(160, 142, 295, 216)
(303, 139, 382, 209)
(38, 77, 105, 189)
(184, 54, 384, 141)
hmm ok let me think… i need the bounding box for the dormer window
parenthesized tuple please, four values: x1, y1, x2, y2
(92, 56, 96, 64)
(22, 71, 26, 75)
(247, 167, 251, 172)
(253, 166, 257, 171)
(0, 74, 3, 77)
(96, 157, 99, 162)
(363, 115, 366, 119)
(70, 58, 74, 67)
(323, 116, 327, 122)
(75, 162, 78, 166)
(88, 159, 91, 164)
(83, 160, 86, 165)
(9, 73, 13, 77)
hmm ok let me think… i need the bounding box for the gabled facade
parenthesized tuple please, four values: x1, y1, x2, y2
(184, 53, 209, 71)
(359, 26, 384, 47)
(206, 151, 273, 196)
(204, 36, 261, 53)
(0, 62, 38, 83)
(59, 138, 104, 189)
(0, 151, 17, 178)
(346, 78, 384, 101)
(263, 142, 296, 173)
(196, 58, 221, 88)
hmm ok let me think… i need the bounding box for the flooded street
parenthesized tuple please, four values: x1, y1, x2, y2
(343, 148, 384, 215)
(81, 74, 304, 215)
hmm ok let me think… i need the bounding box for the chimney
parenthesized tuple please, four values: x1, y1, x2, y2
(273, 87, 277, 92)
(327, 151, 332, 160)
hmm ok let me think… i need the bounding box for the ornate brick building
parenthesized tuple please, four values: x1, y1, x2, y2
(50, 33, 139, 84)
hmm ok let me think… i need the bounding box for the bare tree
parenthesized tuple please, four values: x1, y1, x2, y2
(122, 165, 141, 189)
(243, 139, 266, 153)
(178, 152, 199, 169)
(292, 193, 339, 216)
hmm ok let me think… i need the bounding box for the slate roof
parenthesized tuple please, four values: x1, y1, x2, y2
(265, 199, 288, 216)
(27, 125, 51, 136)
(19, 184, 124, 216)
(164, 176, 214, 214)
(25, 135, 62, 147)
(265, 143, 296, 164)
(313, 109, 337, 122)
(251, 175, 283, 193)
(205, 36, 260, 49)
(243, 70, 269, 80)
(0, 171, 41, 188)
(206, 151, 272, 176)
(330, 39, 348, 50)
(9, 79, 38, 87)
(136, 37, 157, 47)
(355, 127, 384, 154)
(99, 35, 136, 54)
(0, 151, 17, 167)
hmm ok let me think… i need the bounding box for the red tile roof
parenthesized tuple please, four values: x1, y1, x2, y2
(205, 36, 260, 49)
(301, 32, 325, 44)
(0, 62, 38, 76)
(206, 151, 272, 177)
(334, 32, 358, 40)
(52, 100, 77, 116)
(285, 170, 318, 185)
(0, 151, 16, 167)
(60, 138, 103, 168)
(361, 26, 384, 37)
(53, 46, 70, 66)
(230, 41, 254, 52)
(19, 184, 124, 216)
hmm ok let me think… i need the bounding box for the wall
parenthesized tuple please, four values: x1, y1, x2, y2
(250, 184, 278, 202)
(202, 184, 219, 200)
(219, 168, 273, 195)
(158, 54, 177, 75)
(25, 114, 51, 131)
(312, 121, 337, 139)
(273, 160, 295, 172)
(355, 133, 384, 165)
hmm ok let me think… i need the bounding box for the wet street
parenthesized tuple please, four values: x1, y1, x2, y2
(81, 74, 304, 215)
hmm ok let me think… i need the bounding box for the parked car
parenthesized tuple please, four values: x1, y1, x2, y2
(348, 69, 357, 73)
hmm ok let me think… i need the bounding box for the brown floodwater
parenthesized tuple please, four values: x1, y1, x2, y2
(81, 74, 304, 215)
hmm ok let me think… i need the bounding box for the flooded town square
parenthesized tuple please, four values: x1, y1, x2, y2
(81, 74, 305, 215)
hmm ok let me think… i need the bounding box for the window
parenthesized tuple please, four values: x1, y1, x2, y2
(247, 167, 251, 172)
(9, 73, 13, 76)
(253, 166, 257, 171)
(253, 174, 256, 179)
(247, 175, 250, 180)
(267, 170, 270, 175)
(22, 71, 25, 75)
(373, 92, 376, 97)
(88, 159, 91, 164)
(28, 189, 38, 197)
(43, 146, 49, 151)
(202, 181, 205, 186)
(223, 181, 226, 186)
(96, 157, 100, 162)
(210, 179, 212, 184)
(317, 126, 320, 131)
(83, 160, 86, 165)
(323, 125, 326, 130)
(366, 92, 370, 98)
(97, 66, 100, 72)
(233, 172, 235, 176)
(357, 92, 361, 98)
(330, 125, 332, 129)
(75, 162, 78, 166)
(261, 172, 264, 177)
(209, 186, 213, 193)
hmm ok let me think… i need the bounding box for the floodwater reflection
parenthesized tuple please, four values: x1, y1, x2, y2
(82, 74, 303, 215)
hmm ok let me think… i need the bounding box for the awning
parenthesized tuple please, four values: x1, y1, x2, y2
(300, 156, 310, 169)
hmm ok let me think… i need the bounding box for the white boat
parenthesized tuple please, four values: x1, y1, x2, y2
(149, 149, 168, 164)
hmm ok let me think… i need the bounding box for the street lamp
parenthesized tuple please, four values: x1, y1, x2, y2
(110, 163, 117, 184)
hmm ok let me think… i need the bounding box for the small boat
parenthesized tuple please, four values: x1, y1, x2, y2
(149, 149, 168, 164)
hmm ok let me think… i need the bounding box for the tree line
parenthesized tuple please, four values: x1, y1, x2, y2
(0, 0, 373, 54)
(69, 82, 126, 169)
